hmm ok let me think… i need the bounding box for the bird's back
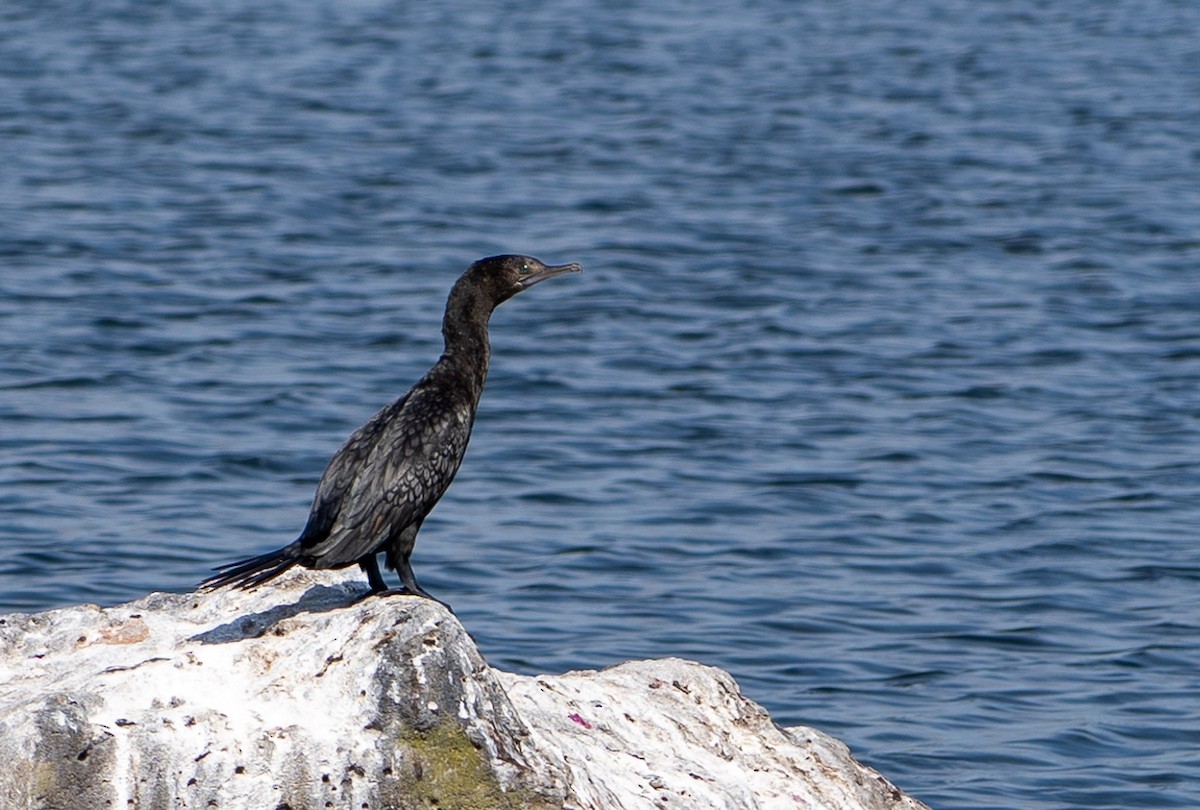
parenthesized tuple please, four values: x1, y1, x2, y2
(295, 370, 476, 568)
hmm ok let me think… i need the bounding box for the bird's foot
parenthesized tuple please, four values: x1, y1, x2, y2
(351, 586, 454, 614)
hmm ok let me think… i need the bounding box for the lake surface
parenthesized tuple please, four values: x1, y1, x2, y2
(3, 1, 1200, 806)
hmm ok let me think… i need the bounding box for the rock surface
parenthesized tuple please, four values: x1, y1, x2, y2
(0, 569, 927, 809)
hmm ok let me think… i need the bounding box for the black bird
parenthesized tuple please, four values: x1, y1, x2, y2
(200, 255, 581, 603)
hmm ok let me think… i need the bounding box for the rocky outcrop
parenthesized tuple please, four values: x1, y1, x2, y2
(0, 569, 927, 809)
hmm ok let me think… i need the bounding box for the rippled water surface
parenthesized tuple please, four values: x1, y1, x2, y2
(4, 1, 1200, 807)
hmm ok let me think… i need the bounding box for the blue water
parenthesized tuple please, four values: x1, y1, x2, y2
(3, 1, 1200, 806)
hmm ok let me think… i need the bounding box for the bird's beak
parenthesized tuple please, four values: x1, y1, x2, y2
(521, 262, 583, 289)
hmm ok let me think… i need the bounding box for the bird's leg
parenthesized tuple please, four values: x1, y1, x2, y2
(359, 555, 388, 593)
(377, 555, 453, 613)
(396, 556, 433, 599)
(349, 557, 390, 605)
(358, 527, 454, 612)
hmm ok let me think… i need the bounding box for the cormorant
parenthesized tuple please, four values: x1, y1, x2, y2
(200, 255, 581, 603)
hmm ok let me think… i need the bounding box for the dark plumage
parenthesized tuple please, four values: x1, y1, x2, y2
(200, 255, 581, 603)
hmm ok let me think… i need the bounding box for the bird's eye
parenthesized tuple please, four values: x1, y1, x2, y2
(520, 263, 530, 275)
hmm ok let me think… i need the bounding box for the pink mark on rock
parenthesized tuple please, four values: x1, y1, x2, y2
(567, 712, 592, 729)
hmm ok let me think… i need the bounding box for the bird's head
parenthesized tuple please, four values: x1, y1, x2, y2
(466, 254, 582, 305)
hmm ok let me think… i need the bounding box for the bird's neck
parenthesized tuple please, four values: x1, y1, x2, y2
(436, 284, 494, 400)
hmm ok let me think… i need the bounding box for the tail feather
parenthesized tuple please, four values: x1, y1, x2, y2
(200, 544, 303, 592)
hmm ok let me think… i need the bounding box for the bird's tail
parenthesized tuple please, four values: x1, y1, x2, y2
(199, 543, 303, 592)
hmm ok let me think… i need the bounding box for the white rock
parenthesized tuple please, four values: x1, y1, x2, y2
(499, 660, 927, 810)
(0, 569, 927, 809)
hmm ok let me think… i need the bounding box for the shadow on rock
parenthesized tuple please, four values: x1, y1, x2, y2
(189, 583, 368, 645)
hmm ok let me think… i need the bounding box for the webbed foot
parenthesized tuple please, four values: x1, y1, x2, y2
(352, 586, 454, 614)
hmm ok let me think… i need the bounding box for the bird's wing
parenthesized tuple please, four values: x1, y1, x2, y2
(299, 384, 473, 566)
(295, 393, 410, 549)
